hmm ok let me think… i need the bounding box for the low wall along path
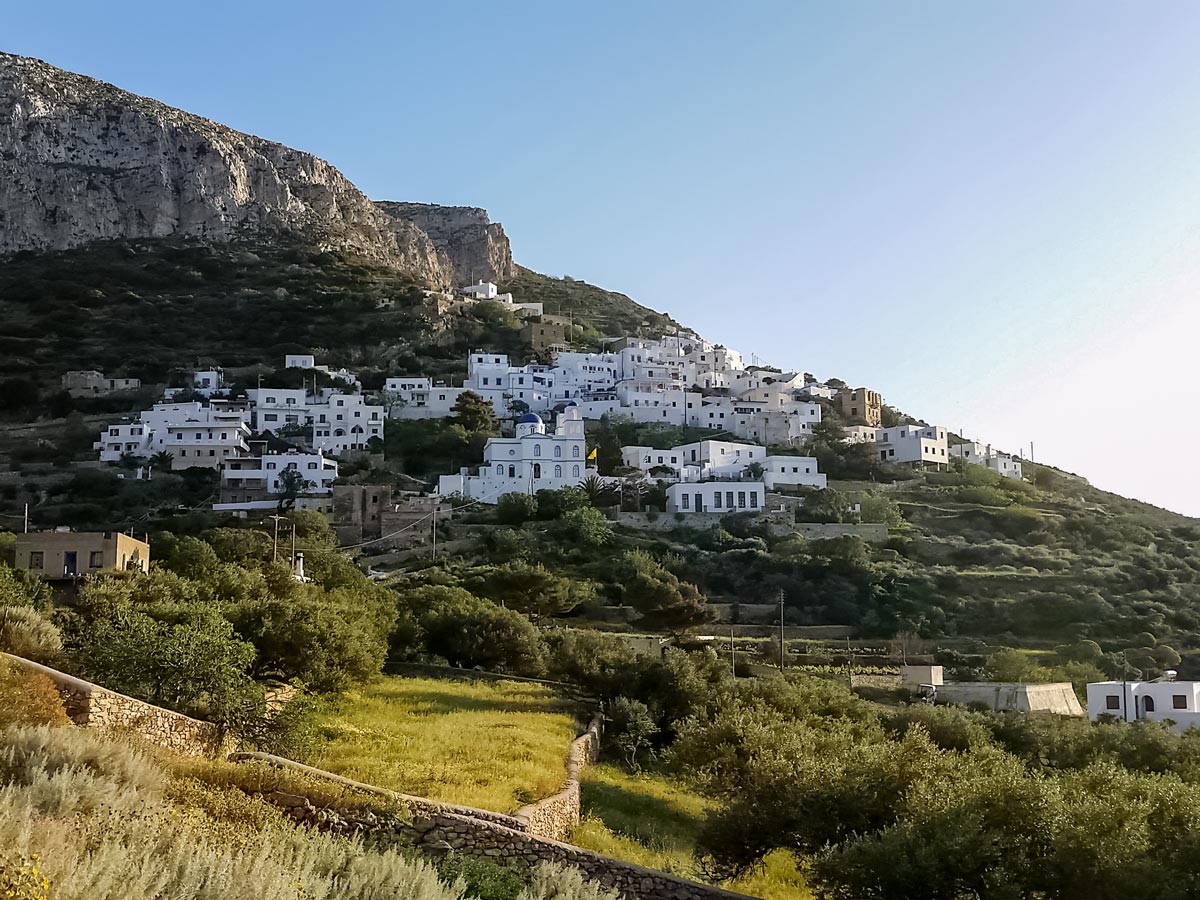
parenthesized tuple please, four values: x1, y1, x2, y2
(8, 654, 759, 900)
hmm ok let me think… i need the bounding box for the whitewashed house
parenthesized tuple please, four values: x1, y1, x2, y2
(215, 449, 338, 514)
(1087, 680, 1200, 732)
(762, 455, 827, 490)
(309, 393, 385, 454)
(461, 281, 542, 316)
(666, 482, 766, 514)
(95, 401, 252, 469)
(873, 425, 950, 466)
(950, 441, 1024, 479)
(438, 404, 593, 500)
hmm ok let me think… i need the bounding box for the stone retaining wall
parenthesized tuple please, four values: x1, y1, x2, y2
(515, 715, 602, 840)
(2, 652, 231, 757)
(260, 782, 755, 900)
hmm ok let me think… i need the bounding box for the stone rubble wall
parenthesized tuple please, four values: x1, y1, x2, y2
(266, 789, 755, 900)
(515, 715, 602, 841)
(2, 652, 230, 757)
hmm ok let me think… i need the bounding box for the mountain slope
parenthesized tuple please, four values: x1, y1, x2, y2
(0, 52, 491, 288)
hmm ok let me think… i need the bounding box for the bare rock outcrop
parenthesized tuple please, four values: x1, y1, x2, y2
(0, 52, 514, 290)
(376, 201, 516, 287)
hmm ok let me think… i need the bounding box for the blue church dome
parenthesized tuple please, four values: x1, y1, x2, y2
(564, 401, 579, 408)
(517, 412, 543, 424)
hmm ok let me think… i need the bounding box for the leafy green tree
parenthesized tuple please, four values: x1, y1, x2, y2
(496, 492, 538, 525)
(552, 506, 613, 547)
(470, 560, 593, 618)
(406, 585, 545, 675)
(605, 696, 657, 769)
(451, 390, 499, 435)
(617, 550, 710, 635)
(275, 467, 314, 511)
(76, 605, 262, 731)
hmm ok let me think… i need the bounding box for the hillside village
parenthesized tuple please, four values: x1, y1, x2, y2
(77, 279, 1024, 523)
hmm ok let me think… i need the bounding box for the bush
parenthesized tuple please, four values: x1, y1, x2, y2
(0, 607, 63, 663)
(0, 660, 69, 728)
(604, 696, 657, 769)
(404, 586, 546, 676)
(497, 493, 538, 526)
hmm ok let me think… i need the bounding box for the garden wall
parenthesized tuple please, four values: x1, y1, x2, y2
(2, 652, 231, 757)
(238, 714, 755, 900)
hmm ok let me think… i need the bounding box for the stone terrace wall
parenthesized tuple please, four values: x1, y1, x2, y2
(2, 652, 230, 757)
(238, 716, 756, 900)
(516, 715, 602, 840)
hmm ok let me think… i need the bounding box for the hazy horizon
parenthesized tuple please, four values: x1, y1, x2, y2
(6, 1, 1200, 516)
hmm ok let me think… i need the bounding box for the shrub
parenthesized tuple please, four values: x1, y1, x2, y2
(405, 586, 546, 675)
(0, 661, 69, 728)
(0, 607, 62, 663)
(604, 697, 657, 769)
(497, 493, 538, 526)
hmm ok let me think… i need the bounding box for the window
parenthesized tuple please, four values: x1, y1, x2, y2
(1175, 695, 1189, 710)
(29, 551, 43, 568)
(1145, 696, 1156, 713)
(267, 462, 277, 470)
(89, 551, 104, 568)
(573, 446, 581, 458)
(681, 493, 690, 509)
(738, 492, 747, 508)
(572, 465, 580, 477)
(264, 414, 278, 422)
(508, 465, 516, 477)
(496, 465, 503, 475)
(307, 462, 317, 470)
(554, 445, 562, 458)
(750, 493, 758, 508)
(1106, 695, 1121, 710)
(554, 465, 562, 478)
(713, 491, 722, 508)
(726, 491, 735, 508)
(534, 445, 541, 457)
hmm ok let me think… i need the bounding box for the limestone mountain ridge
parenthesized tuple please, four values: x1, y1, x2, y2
(0, 51, 511, 288)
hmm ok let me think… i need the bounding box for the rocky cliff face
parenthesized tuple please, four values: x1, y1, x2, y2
(0, 52, 513, 290)
(376, 202, 516, 286)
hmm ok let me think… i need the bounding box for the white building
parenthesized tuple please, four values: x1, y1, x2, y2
(245, 385, 385, 455)
(951, 441, 1024, 479)
(762, 455, 827, 490)
(438, 404, 593, 500)
(872, 425, 950, 466)
(461, 282, 543, 317)
(220, 449, 338, 496)
(666, 481, 766, 514)
(1087, 680, 1200, 732)
(95, 402, 252, 469)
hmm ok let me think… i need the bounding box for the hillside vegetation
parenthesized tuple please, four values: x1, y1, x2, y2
(310, 676, 580, 811)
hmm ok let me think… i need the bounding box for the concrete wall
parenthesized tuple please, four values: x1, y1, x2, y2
(2, 653, 231, 757)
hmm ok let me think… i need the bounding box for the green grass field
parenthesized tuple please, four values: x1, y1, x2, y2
(571, 763, 810, 900)
(309, 675, 581, 812)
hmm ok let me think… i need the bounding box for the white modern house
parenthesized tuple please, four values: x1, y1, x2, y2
(950, 441, 1024, 479)
(762, 455, 827, 490)
(1087, 679, 1200, 732)
(872, 425, 950, 466)
(95, 401, 253, 469)
(214, 449, 338, 515)
(461, 282, 543, 316)
(666, 481, 766, 514)
(245, 386, 385, 454)
(438, 404, 592, 500)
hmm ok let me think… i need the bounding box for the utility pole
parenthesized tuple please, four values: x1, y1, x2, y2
(23, 503, 28, 534)
(290, 524, 297, 569)
(778, 588, 786, 672)
(267, 514, 288, 562)
(431, 503, 438, 561)
(730, 623, 736, 678)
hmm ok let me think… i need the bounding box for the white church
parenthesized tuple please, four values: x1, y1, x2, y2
(437, 404, 594, 501)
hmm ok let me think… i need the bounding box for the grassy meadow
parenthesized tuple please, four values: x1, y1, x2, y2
(571, 763, 810, 900)
(309, 675, 581, 812)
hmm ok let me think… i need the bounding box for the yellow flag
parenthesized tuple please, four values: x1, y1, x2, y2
(587, 448, 597, 460)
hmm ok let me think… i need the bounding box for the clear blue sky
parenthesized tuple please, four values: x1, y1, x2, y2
(8, 2, 1200, 515)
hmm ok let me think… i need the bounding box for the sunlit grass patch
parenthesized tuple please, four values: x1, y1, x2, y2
(309, 675, 580, 812)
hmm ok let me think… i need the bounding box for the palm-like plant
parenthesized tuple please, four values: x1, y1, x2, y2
(148, 451, 174, 469)
(580, 474, 617, 508)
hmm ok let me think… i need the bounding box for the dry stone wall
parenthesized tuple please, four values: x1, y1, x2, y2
(516, 715, 602, 840)
(2, 652, 230, 757)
